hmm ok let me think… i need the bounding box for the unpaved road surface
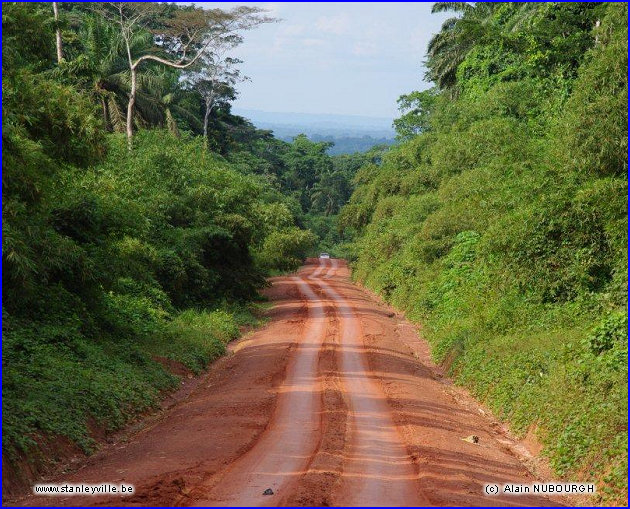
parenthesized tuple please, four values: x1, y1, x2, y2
(13, 259, 561, 507)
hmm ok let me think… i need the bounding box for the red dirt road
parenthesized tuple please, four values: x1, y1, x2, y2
(13, 259, 562, 507)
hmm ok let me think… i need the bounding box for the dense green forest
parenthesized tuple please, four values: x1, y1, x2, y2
(1, 2, 361, 479)
(2, 2, 627, 504)
(339, 2, 627, 503)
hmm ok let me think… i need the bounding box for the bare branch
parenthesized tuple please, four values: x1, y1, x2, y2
(97, 2, 276, 148)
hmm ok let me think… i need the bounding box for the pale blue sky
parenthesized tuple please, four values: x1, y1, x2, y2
(194, 2, 448, 120)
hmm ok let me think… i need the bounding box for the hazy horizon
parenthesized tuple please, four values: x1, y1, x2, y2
(233, 107, 394, 122)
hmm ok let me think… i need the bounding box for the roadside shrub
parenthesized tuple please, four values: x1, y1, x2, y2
(161, 309, 240, 373)
(257, 227, 317, 272)
(341, 4, 628, 502)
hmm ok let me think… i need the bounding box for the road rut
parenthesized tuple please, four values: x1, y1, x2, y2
(12, 258, 560, 507)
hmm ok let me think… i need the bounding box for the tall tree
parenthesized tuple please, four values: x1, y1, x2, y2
(425, 2, 500, 89)
(99, 3, 273, 148)
(184, 47, 248, 145)
(52, 2, 64, 63)
(77, 12, 154, 131)
(393, 88, 438, 140)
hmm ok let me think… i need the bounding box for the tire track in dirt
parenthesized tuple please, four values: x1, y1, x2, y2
(10, 258, 564, 508)
(281, 258, 350, 507)
(311, 259, 427, 507)
(190, 271, 329, 506)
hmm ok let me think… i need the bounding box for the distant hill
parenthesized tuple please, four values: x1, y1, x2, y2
(299, 134, 394, 156)
(234, 108, 396, 154)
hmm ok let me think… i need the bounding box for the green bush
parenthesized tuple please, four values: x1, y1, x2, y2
(2, 310, 177, 456)
(160, 309, 241, 373)
(257, 227, 317, 272)
(341, 3, 627, 503)
(1, 303, 252, 457)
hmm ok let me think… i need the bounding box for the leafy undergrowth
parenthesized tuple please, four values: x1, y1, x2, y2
(342, 5, 628, 504)
(1, 303, 259, 460)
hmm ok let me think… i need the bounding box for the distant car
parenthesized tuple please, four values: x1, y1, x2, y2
(319, 252, 330, 259)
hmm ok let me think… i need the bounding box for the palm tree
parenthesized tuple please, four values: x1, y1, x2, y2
(143, 69, 203, 136)
(425, 2, 500, 90)
(78, 14, 162, 131)
(79, 15, 200, 135)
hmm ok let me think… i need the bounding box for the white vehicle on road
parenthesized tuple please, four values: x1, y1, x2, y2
(319, 252, 330, 259)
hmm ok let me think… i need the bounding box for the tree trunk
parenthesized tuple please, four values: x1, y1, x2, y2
(53, 2, 63, 63)
(126, 66, 137, 150)
(203, 97, 213, 149)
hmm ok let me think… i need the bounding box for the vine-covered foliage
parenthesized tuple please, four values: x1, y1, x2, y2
(341, 3, 627, 503)
(2, 2, 320, 464)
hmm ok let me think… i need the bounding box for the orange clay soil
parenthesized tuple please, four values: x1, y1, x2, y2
(10, 259, 563, 507)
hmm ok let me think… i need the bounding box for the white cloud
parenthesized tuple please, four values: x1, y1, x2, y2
(272, 35, 288, 52)
(269, 24, 306, 54)
(200, 2, 449, 117)
(315, 14, 350, 35)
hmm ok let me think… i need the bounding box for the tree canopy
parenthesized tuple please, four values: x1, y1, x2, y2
(343, 2, 627, 503)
